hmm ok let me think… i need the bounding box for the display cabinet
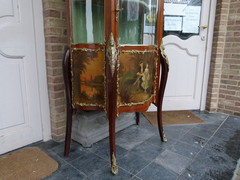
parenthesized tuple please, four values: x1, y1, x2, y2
(63, 0, 169, 174)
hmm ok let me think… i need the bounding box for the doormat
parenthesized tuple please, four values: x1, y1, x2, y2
(0, 147, 58, 180)
(143, 111, 205, 126)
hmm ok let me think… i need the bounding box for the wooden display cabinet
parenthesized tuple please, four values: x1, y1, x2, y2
(63, 0, 169, 174)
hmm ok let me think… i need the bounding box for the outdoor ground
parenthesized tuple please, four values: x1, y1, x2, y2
(35, 111, 240, 180)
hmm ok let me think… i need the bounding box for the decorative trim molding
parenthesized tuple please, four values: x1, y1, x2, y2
(0, 0, 14, 18)
(0, 49, 24, 59)
(160, 42, 169, 67)
(106, 33, 118, 77)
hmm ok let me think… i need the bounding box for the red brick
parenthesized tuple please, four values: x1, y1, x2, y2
(44, 10, 60, 18)
(48, 83, 64, 91)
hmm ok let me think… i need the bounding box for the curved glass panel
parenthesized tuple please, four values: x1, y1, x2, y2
(118, 0, 158, 45)
(71, 0, 104, 44)
(163, 0, 202, 40)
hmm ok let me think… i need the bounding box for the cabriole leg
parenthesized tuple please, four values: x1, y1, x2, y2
(64, 106, 73, 156)
(157, 55, 169, 142)
(62, 48, 73, 156)
(109, 115, 118, 174)
(136, 112, 140, 125)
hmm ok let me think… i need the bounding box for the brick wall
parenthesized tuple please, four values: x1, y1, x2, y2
(207, 0, 240, 117)
(43, 0, 68, 141)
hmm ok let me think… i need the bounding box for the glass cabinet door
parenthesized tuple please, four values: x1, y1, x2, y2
(118, 0, 158, 45)
(117, 0, 160, 107)
(70, 0, 105, 108)
(71, 0, 104, 44)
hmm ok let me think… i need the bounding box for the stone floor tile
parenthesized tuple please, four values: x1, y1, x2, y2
(213, 127, 240, 141)
(220, 116, 240, 131)
(36, 140, 61, 151)
(70, 152, 108, 176)
(195, 123, 220, 132)
(179, 133, 207, 149)
(187, 125, 216, 139)
(129, 141, 164, 162)
(116, 126, 155, 150)
(190, 111, 228, 125)
(137, 115, 159, 132)
(164, 125, 195, 140)
(117, 151, 150, 175)
(44, 164, 86, 180)
(181, 147, 237, 180)
(154, 150, 191, 174)
(46, 149, 67, 167)
(206, 130, 240, 161)
(87, 165, 134, 180)
(50, 142, 90, 163)
(169, 141, 200, 159)
(146, 135, 176, 149)
(137, 162, 177, 180)
(131, 176, 142, 180)
(88, 137, 128, 161)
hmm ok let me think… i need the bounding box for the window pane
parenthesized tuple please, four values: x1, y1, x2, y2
(163, 0, 202, 40)
(118, 0, 158, 45)
(71, 0, 104, 44)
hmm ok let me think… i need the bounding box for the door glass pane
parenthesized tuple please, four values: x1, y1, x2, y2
(71, 0, 104, 44)
(118, 0, 158, 45)
(163, 0, 202, 40)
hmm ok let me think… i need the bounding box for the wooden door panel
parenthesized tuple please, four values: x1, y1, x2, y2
(0, 0, 43, 154)
(0, 53, 26, 130)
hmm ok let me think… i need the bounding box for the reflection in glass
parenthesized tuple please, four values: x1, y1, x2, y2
(118, 0, 158, 45)
(163, 0, 202, 40)
(71, 0, 104, 44)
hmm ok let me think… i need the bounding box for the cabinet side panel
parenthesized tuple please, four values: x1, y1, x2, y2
(118, 51, 157, 107)
(71, 49, 105, 107)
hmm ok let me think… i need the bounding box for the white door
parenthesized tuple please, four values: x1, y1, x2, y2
(150, 0, 215, 111)
(0, 0, 47, 154)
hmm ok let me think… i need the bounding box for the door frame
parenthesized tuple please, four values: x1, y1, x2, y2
(200, 0, 217, 110)
(32, 0, 51, 141)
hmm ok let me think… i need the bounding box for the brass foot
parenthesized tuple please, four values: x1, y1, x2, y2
(111, 153, 118, 175)
(162, 132, 167, 142)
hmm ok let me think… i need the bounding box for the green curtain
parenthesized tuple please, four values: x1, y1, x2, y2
(72, 0, 104, 44)
(118, 6, 144, 44)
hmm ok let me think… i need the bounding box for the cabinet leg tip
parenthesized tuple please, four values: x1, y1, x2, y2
(111, 153, 118, 175)
(163, 136, 168, 142)
(162, 133, 167, 142)
(111, 165, 118, 175)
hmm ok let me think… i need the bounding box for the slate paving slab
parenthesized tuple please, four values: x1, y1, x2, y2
(45, 164, 86, 180)
(116, 126, 155, 150)
(154, 150, 191, 174)
(87, 165, 134, 180)
(70, 152, 108, 176)
(88, 137, 128, 161)
(50, 142, 90, 163)
(129, 141, 165, 162)
(179, 133, 207, 149)
(169, 141, 200, 159)
(181, 146, 237, 180)
(136, 162, 177, 180)
(117, 151, 151, 175)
